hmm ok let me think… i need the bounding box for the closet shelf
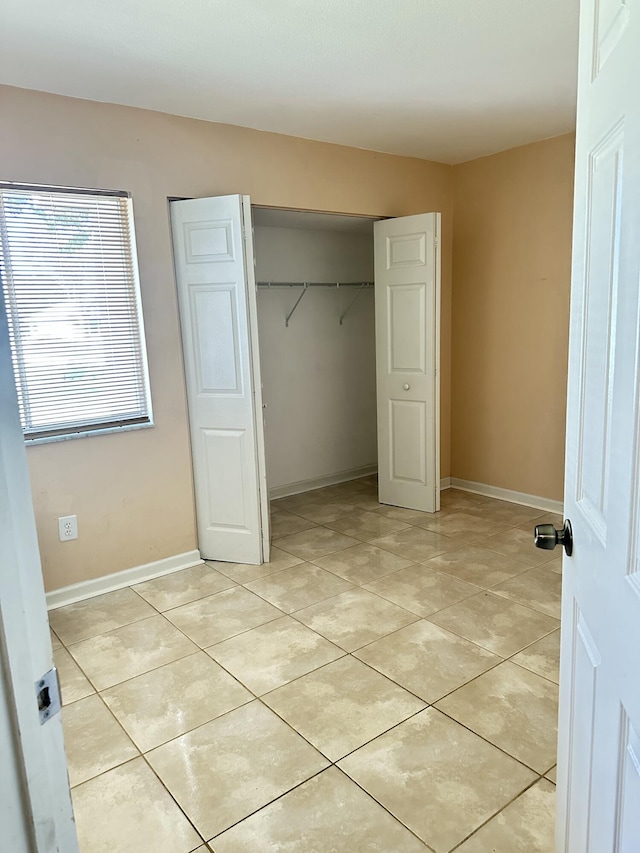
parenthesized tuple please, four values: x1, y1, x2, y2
(256, 281, 374, 287)
(256, 281, 374, 327)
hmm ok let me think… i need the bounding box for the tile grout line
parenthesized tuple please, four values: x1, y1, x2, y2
(54, 483, 559, 850)
(139, 751, 209, 846)
(430, 702, 557, 777)
(446, 774, 548, 852)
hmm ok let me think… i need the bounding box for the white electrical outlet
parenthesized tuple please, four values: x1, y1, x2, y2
(58, 515, 78, 542)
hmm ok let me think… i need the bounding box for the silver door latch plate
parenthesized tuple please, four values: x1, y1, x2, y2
(36, 668, 61, 724)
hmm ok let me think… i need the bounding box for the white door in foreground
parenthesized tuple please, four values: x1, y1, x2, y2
(171, 195, 270, 564)
(556, 1, 640, 849)
(374, 213, 440, 513)
(0, 291, 78, 851)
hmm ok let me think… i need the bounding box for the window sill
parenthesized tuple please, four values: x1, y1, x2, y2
(25, 420, 154, 446)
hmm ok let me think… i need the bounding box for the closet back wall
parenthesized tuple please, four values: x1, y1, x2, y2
(254, 225, 376, 493)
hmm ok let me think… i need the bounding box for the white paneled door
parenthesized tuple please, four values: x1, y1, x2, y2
(374, 213, 440, 513)
(557, 1, 640, 850)
(0, 288, 78, 851)
(171, 195, 270, 564)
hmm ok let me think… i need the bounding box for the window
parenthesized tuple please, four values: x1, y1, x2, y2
(0, 184, 152, 441)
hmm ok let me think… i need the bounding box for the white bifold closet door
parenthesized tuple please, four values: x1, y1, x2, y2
(170, 195, 270, 564)
(374, 213, 440, 513)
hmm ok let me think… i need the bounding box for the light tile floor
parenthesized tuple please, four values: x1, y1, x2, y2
(51, 481, 561, 852)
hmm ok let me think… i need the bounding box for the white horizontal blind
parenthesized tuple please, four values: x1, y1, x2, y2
(0, 186, 151, 440)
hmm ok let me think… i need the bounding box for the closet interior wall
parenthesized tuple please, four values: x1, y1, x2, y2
(253, 211, 377, 496)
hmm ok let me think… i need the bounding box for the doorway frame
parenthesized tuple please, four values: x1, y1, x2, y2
(249, 202, 441, 516)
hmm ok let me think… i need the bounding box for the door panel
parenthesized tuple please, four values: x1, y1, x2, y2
(558, 0, 640, 849)
(375, 213, 440, 513)
(390, 400, 426, 483)
(202, 427, 250, 529)
(574, 121, 623, 541)
(388, 284, 426, 372)
(171, 195, 269, 563)
(564, 606, 600, 852)
(615, 713, 640, 848)
(190, 285, 242, 393)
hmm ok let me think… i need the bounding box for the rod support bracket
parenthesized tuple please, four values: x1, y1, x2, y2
(285, 283, 309, 327)
(339, 282, 368, 325)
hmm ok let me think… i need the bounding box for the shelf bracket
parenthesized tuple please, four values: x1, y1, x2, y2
(285, 283, 309, 327)
(339, 282, 367, 325)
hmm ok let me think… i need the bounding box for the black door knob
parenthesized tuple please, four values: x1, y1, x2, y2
(534, 520, 573, 557)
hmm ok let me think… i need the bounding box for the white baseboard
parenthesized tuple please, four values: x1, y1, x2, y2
(269, 465, 378, 500)
(449, 478, 563, 514)
(46, 549, 203, 610)
(440, 476, 452, 489)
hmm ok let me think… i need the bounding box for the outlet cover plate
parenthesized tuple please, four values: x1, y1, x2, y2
(58, 515, 78, 542)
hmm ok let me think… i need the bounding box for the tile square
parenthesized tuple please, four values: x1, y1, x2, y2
(208, 546, 303, 584)
(67, 615, 198, 690)
(339, 707, 536, 853)
(518, 511, 564, 532)
(269, 510, 318, 537)
(245, 563, 354, 613)
(511, 629, 561, 684)
(61, 694, 138, 787)
(263, 656, 424, 761)
(370, 527, 458, 562)
(416, 510, 511, 543)
(147, 701, 328, 839)
(467, 499, 546, 526)
(480, 527, 558, 567)
(102, 652, 252, 751)
(428, 591, 559, 657)
(312, 543, 414, 586)
(274, 527, 361, 560)
(294, 500, 360, 524)
(270, 492, 319, 513)
(295, 588, 419, 652)
(348, 492, 386, 511)
(71, 757, 201, 853)
(54, 646, 95, 705)
(213, 767, 427, 853)
(424, 544, 530, 588)
(439, 489, 490, 510)
(313, 482, 361, 500)
(545, 555, 563, 575)
(456, 778, 556, 852)
(364, 564, 480, 617)
(50, 628, 62, 649)
(324, 511, 411, 542)
(435, 661, 559, 773)
(206, 616, 344, 695)
(133, 564, 235, 611)
(49, 587, 155, 645)
(354, 620, 500, 703)
(492, 567, 563, 618)
(372, 504, 440, 524)
(165, 586, 282, 647)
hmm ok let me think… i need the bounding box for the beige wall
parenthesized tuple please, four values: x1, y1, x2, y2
(451, 134, 575, 502)
(0, 85, 453, 591)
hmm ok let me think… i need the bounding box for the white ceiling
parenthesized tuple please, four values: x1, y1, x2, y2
(0, 0, 579, 164)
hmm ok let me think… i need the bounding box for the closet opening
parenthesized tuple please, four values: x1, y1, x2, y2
(251, 206, 382, 503)
(170, 194, 440, 564)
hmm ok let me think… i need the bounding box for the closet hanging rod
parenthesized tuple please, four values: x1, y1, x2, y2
(257, 281, 374, 288)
